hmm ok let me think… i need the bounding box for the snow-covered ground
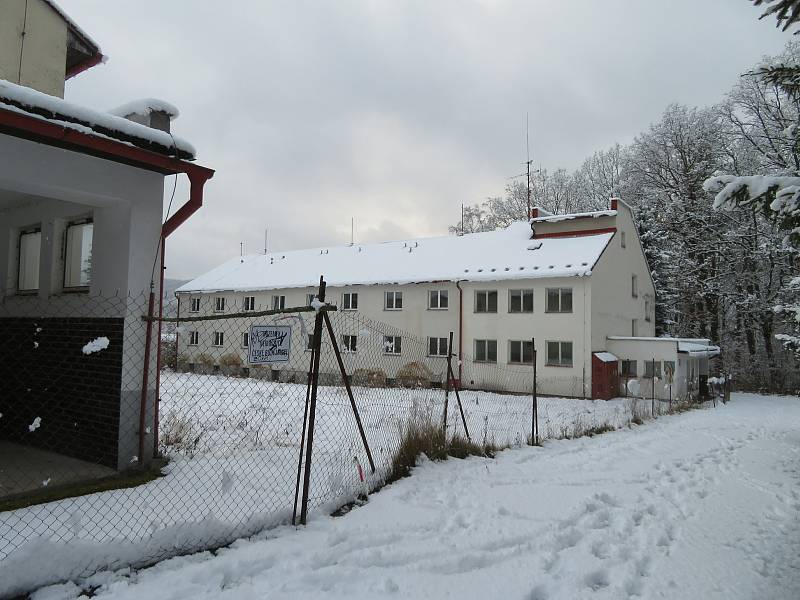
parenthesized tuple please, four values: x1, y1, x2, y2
(25, 393, 800, 600)
(1, 373, 648, 597)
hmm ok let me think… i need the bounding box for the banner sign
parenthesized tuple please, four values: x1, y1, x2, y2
(248, 325, 292, 364)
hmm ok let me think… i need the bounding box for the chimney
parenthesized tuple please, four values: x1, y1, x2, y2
(610, 198, 619, 211)
(530, 207, 539, 219)
(110, 99, 179, 133)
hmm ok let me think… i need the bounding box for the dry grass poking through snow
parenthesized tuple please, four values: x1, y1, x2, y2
(388, 414, 498, 484)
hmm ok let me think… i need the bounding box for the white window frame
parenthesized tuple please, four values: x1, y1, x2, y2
(241, 332, 250, 348)
(644, 360, 662, 379)
(384, 291, 403, 310)
(545, 341, 573, 367)
(621, 230, 626, 248)
(306, 334, 314, 350)
(428, 290, 449, 310)
(213, 331, 224, 347)
(342, 334, 358, 353)
(306, 293, 316, 306)
(188, 331, 199, 346)
(475, 290, 498, 313)
(63, 218, 93, 290)
(272, 295, 286, 310)
(621, 359, 637, 377)
(474, 339, 497, 363)
(508, 340, 534, 364)
(631, 319, 639, 337)
(244, 296, 256, 311)
(383, 335, 402, 355)
(428, 336, 449, 357)
(644, 297, 652, 323)
(214, 296, 226, 312)
(342, 292, 358, 311)
(509, 289, 534, 314)
(632, 274, 638, 298)
(545, 288, 573, 313)
(190, 297, 201, 312)
(17, 227, 41, 293)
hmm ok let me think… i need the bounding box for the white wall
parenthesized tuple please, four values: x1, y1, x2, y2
(0, 0, 68, 97)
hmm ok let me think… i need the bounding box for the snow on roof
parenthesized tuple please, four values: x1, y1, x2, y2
(177, 221, 614, 294)
(593, 352, 618, 363)
(0, 79, 195, 159)
(109, 99, 180, 120)
(531, 210, 617, 224)
(607, 336, 711, 344)
(677, 341, 721, 357)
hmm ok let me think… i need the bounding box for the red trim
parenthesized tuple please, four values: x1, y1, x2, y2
(535, 227, 617, 239)
(66, 52, 105, 79)
(0, 107, 213, 177)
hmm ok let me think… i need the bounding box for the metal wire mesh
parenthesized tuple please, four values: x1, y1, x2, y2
(0, 285, 616, 595)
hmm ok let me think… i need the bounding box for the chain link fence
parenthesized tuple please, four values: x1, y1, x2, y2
(0, 281, 646, 596)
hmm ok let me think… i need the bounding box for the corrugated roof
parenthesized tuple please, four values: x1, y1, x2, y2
(177, 221, 614, 294)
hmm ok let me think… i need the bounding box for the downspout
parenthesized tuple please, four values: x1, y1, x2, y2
(140, 169, 213, 464)
(456, 281, 464, 384)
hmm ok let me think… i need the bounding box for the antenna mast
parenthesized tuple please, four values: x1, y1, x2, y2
(526, 113, 532, 220)
(350, 217, 354, 246)
(264, 229, 268, 255)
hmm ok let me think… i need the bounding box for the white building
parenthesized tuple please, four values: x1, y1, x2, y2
(176, 199, 718, 400)
(0, 0, 214, 477)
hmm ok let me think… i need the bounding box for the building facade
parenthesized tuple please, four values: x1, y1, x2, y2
(176, 200, 716, 399)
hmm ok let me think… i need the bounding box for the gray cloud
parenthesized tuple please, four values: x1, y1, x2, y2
(60, 0, 788, 279)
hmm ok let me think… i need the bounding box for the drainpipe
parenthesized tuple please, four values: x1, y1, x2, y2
(456, 281, 464, 384)
(140, 169, 214, 464)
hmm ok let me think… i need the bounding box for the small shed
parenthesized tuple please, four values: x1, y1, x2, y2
(592, 351, 618, 400)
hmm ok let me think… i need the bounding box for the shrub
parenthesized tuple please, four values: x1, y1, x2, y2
(219, 353, 243, 368)
(351, 368, 387, 388)
(197, 353, 215, 368)
(388, 413, 498, 483)
(176, 353, 190, 372)
(160, 338, 177, 371)
(396, 362, 433, 388)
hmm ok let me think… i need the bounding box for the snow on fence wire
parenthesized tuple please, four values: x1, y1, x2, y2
(0, 281, 547, 596)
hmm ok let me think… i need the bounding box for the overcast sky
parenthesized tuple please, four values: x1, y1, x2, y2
(60, 0, 788, 280)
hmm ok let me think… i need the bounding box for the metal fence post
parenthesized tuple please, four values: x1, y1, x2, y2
(299, 276, 326, 525)
(531, 337, 539, 446)
(651, 358, 656, 418)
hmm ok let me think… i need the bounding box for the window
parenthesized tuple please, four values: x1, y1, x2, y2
(342, 292, 358, 310)
(214, 297, 226, 312)
(546, 341, 573, 367)
(621, 231, 626, 248)
(190, 297, 201, 312)
(428, 336, 449, 357)
(63, 220, 93, 289)
(509, 289, 534, 313)
(621, 360, 637, 377)
(188, 331, 199, 346)
(342, 334, 357, 353)
(474, 339, 497, 363)
(429, 290, 449, 309)
(663, 360, 676, 382)
(213, 332, 224, 346)
(306, 334, 314, 350)
(631, 319, 638, 337)
(17, 228, 41, 292)
(385, 291, 403, 310)
(631, 274, 638, 298)
(383, 335, 402, 355)
(244, 296, 256, 311)
(644, 360, 662, 379)
(509, 340, 534, 364)
(272, 295, 286, 310)
(306, 293, 316, 306)
(475, 290, 497, 313)
(644, 297, 652, 322)
(241, 332, 250, 348)
(546, 288, 573, 313)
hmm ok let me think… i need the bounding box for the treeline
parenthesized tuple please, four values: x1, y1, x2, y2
(452, 42, 800, 392)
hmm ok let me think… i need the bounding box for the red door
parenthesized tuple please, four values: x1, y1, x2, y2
(592, 354, 618, 400)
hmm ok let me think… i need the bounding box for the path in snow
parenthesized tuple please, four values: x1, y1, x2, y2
(33, 393, 800, 600)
